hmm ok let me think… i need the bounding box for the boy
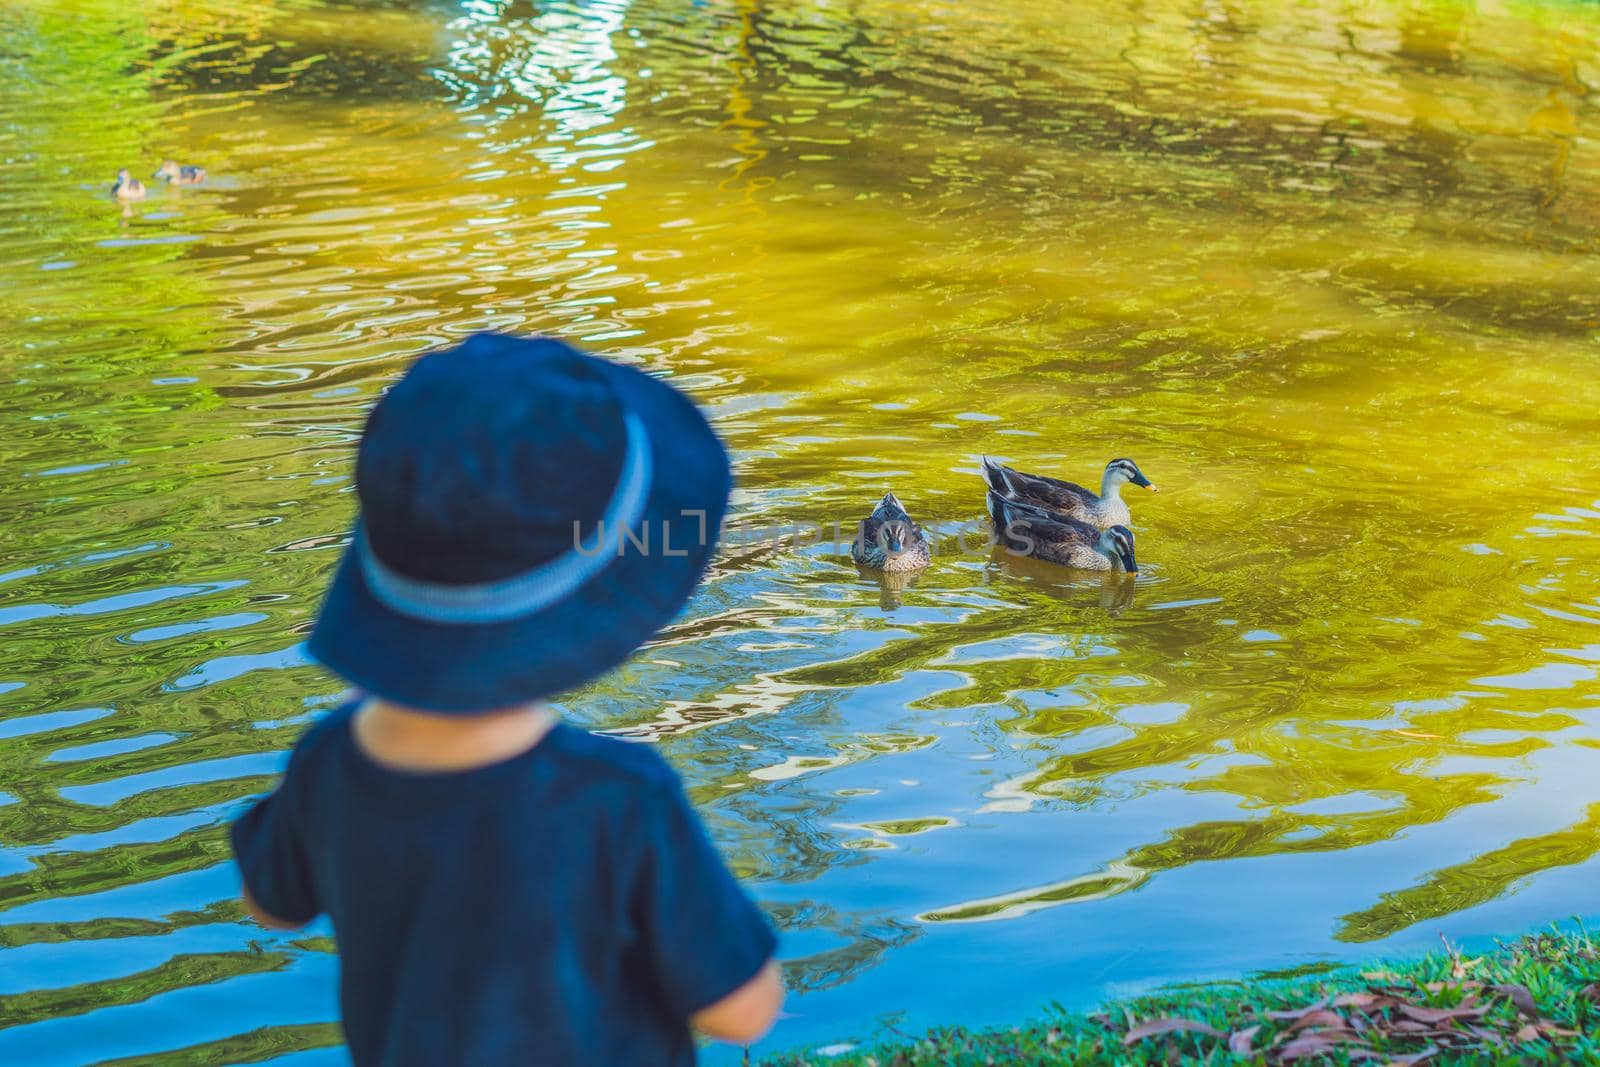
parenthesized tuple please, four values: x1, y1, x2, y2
(231, 333, 782, 1065)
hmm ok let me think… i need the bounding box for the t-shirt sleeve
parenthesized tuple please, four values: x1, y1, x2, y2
(230, 771, 321, 926)
(633, 778, 778, 1018)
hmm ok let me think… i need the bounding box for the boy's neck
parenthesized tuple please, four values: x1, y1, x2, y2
(353, 698, 558, 773)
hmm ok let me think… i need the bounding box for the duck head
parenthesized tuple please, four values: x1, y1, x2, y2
(1102, 458, 1156, 496)
(873, 492, 913, 552)
(153, 160, 181, 180)
(1097, 524, 1138, 573)
(884, 523, 906, 554)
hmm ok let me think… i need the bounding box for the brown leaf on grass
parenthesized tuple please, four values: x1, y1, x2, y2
(1283, 1027, 1371, 1047)
(1266, 998, 1331, 1021)
(1121, 1018, 1223, 1046)
(1228, 1025, 1260, 1055)
(1491, 983, 1539, 1019)
(1463, 1024, 1504, 1047)
(1579, 982, 1600, 1006)
(1334, 992, 1395, 1010)
(1286, 1010, 1350, 1032)
(1537, 1023, 1578, 1038)
(1513, 1024, 1541, 1043)
(1380, 1046, 1439, 1067)
(1390, 1020, 1434, 1034)
(1275, 1033, 1373, 1061)
(1396, 1003, 1483, 1026)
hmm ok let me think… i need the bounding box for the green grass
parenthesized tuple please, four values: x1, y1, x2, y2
(762, 927, 1600, 1065)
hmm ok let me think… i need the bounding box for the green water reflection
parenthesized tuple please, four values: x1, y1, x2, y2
(0, 0, 1597, 1061)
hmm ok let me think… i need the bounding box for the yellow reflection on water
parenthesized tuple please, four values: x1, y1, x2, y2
(0, 0, 1598, 1059)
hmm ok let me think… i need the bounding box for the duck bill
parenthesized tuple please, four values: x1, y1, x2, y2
(1131, 472, 1155, 491)
(1119, 548, 1138, 574)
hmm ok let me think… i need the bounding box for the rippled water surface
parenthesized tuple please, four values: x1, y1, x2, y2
(3, 0, 1599, 1061)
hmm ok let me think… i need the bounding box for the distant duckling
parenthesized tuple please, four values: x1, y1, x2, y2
(990, 496, 1137, 574)
(111, 169, 146, 201)
(852, 492, 932, 572)
(154, 160, 206, 185)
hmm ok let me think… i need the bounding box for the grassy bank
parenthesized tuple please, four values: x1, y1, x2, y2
(763, 928, 1600, 1065)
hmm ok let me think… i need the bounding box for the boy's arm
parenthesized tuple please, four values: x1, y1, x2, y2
(692, 959, 784, 1044)
(231, 780, 322, 930)
(242, 884, 311, 932)
(634, 776, 782, 1044)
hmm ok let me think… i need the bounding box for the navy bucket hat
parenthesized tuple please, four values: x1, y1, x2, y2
(308, 333, 731, 713)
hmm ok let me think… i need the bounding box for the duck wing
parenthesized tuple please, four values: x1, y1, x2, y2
(981, 458, 1097, 519)
(991, 497, 1100, 564)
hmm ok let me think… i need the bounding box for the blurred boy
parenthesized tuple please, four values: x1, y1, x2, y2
(232, 334, 781, 1065)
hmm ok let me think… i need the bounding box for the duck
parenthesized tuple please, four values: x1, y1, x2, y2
(851, 492, 932, 572)
(153, 160, 206, 185)
(981, 455, 1155, 530)
(989, 495, 1137, 573)
(110, 169, 146, 201)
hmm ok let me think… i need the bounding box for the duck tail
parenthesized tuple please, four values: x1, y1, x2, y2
(980, 456, 1015, 496)
(986, 490, 1009, 532)
(876, 491, 910, 520)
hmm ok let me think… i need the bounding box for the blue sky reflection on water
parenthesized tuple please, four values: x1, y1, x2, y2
(1, 0, 1599, 1061)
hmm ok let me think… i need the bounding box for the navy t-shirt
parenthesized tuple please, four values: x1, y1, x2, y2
(230, 704, 777, 1067)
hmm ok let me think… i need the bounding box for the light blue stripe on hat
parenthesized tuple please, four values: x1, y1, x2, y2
(357, 411, 653, 625)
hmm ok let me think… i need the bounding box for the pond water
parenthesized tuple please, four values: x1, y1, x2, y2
(2, 0, 1599, 1061)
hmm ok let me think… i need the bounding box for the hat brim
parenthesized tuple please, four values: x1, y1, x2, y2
(306, 357, 731, 714)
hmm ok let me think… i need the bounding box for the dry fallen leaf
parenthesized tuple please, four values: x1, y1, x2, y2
(1396, 1003, 1483, 1026)
(1334, 991, 1396, 1010)
(1121, 1018, 1223, 1046)
(1491, 983, 1539, 1019)
(1380, 1046, 1440, 1067)
(1513, 1024, 1541, 1043)
(1227, 1025, 1260, 1055)
(1266, 998, 1331, 1022)
(1579, 982, 1600, 1006)
(1461, 1024, 1504, 1048)
(1276, 1033, 1372, 1061)
(1287, 1009, 1350, 1032)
